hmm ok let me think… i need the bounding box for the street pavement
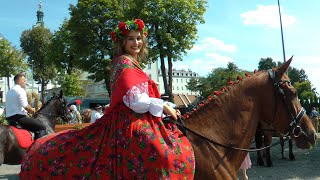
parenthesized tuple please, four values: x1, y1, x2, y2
(0, 164, 20, 180)
(1, 133, 319, 180)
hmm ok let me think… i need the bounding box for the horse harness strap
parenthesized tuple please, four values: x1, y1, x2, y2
(36, 112, 66, 118)
(267, 69, 306, 137)
(162, 118, 285, 152)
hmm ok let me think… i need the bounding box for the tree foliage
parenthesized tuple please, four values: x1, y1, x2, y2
(20, 26, 56, 102)
(61, 72, 86, 97)
(187, 62, 245, 98)
(68, 0, 124, 95)
(134, 0, 207, 101)
(258, 57, 276, 70)
(0, 37, 27, 88)
(49, 19, 80, 75)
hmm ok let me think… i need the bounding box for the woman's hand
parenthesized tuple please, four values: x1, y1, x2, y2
(163, 103, 180, 120)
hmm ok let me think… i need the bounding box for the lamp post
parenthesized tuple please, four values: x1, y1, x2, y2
(277, 0, 286, 63)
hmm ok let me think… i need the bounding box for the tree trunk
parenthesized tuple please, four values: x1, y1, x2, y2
(168, 56, 173, 102)
(6, 75, 10, 90)
(41, 81, 46, 104)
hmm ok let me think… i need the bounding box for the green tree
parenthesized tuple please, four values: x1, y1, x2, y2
(68, 0, 123, 96)
(187, 62, 244, 98)
(61, 72, 86, 97)
(20, 26, 56, 103)
(258, 57, 276, 70)
(137, 0, 207, 101)
(49, 19, 80, 76)
(0, 37, 27, 89)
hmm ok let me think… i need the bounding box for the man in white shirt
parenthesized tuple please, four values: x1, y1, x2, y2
(5, 73, 46, 139)
(90, 104, 103, 123)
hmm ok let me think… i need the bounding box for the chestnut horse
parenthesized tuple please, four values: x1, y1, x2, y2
(177, 57, 316, 179)
(0, 90, 68, 166)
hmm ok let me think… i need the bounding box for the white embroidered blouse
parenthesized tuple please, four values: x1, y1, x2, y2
(122, 82, 164, 117)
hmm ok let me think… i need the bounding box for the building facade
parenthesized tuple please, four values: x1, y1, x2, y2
(158, 68, 200, 96)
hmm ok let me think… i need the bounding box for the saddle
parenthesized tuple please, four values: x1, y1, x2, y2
(8, 120, 48, 149)
(8, 124, 34, 149)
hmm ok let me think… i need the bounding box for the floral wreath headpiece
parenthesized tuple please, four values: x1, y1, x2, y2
(111, 19, 148, 43)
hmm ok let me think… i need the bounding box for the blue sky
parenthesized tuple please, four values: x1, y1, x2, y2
(1, 0, 320, 92)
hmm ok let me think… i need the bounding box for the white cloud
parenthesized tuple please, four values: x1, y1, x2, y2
(240, 5, 296, 29)
(173, 53, 234, 77)
(190, 37, 237, 53)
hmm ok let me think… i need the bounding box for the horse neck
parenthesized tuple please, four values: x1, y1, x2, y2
(36, 100, 58, 134)
(184, 74, 266, 167)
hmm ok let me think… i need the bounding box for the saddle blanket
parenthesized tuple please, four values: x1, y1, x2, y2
(9, 126, 34, 149)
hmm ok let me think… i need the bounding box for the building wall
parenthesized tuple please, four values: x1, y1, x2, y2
(158, 69, 200, 96)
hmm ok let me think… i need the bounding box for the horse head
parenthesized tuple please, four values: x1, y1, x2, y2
(34, 90, 69, 134)
(262, 56, 316, 149)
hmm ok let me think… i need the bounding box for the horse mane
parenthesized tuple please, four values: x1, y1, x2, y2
(35, 95, 60, 114)
(182, 70, 265, 120)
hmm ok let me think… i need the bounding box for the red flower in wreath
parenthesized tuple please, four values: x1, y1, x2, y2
(75, 99, 82, 105)
(118, 22, 126, 31)
(135, 19, 145, 30)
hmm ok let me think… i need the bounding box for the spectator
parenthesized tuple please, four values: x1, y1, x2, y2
(90, 104, 103, 123)
(310, 107, 319, 132)
(69, 104, 82, 124)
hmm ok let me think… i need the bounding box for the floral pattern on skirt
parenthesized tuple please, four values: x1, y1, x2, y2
(20, 106, 195, 180)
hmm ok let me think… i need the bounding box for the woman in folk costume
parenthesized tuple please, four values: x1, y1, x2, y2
(19, 19, 195, 179)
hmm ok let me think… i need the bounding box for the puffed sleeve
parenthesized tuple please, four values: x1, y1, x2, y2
(123, 82, 164, 117)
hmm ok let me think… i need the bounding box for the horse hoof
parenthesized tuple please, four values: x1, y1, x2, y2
(290, 155, 295, 161)
(266, 162, 273, 167)
(257, 160, 264, 166)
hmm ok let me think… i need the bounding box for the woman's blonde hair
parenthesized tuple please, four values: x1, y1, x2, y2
(113, 30, 148, 61)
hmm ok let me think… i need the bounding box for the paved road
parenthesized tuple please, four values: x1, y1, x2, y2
(1, 134, 319, 180)
(0, 164, 20, 180)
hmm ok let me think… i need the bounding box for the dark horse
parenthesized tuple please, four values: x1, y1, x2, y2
(255, 123, 295, 167)
(177, 57, 316, 179)
(0, 90, 68, 166)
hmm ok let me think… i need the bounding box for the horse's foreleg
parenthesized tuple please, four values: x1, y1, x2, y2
(265, 134, 273, 167)
(288, 137, 295, 161)
(255, 130, 264, 166)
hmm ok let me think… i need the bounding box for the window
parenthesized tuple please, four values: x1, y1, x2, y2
(176, 79, 178, 82)
(182, 87, 184, 90)
(177, 73, 179, 76)
(149, 74, 152, 79)
(185, 79, 188, 82)
(147, 63, 151, 69)
(173, 86, 174, 90)
(177, 86, 179, 90)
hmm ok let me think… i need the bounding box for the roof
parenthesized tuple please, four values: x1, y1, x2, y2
(173, 94, 198, 108)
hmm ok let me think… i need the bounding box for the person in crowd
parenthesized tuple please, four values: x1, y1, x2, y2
(5, 73, 46, 139)
(90, 104, 103, 123)
(310, 106, 319, 132)
(69, 104, 82, 124)
(239, 153, 251, 180)
(20, 19, 194, 179)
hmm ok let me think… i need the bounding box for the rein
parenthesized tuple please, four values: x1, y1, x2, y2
(163, 118, 287, 152)
(162, 69, 306, 152)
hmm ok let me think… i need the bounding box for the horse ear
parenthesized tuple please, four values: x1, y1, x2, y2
(59, 90, 63, 98)
(52, 92, 56, 97)
(276, 55, 293, 77)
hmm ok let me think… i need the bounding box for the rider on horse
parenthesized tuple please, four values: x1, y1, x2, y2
(5, 73, 46, 139)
